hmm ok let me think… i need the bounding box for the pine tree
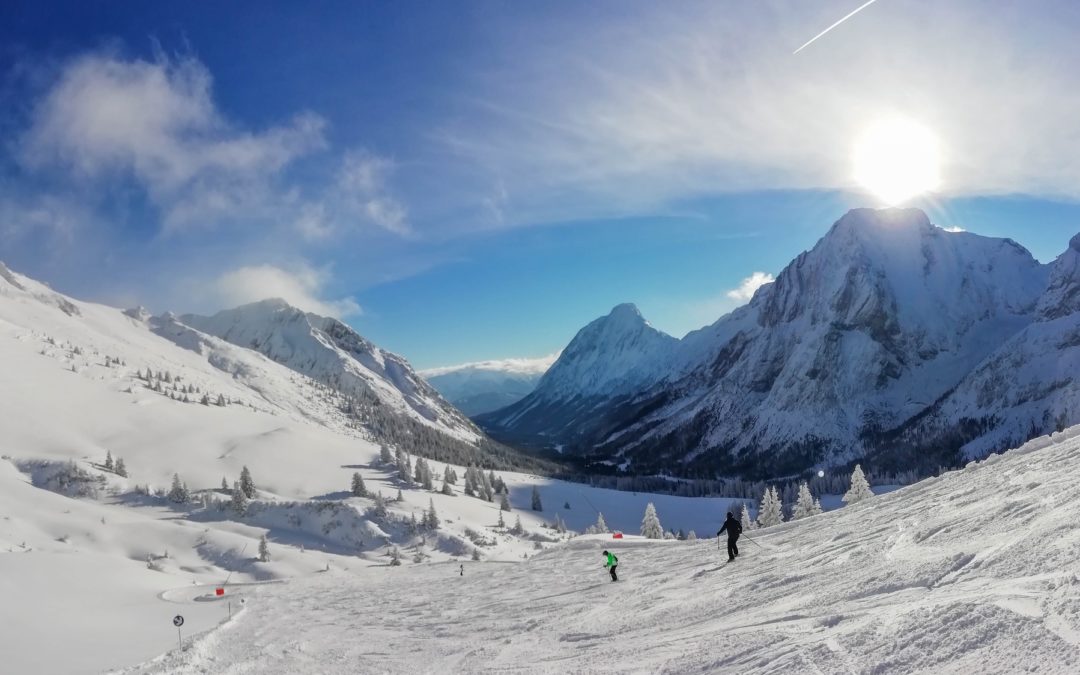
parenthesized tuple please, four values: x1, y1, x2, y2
(463, 468, 476, 497)
(379, 445, 394, 465)
(480, 471, 494, 502)
(499, 491, 511, 512)
(258, 534, 270, 562)
(791, 482, 818, 520)
(389, 546, 402, 566)
(554, 514, 567, 533)
(510, 514, 524, 535)
(471, 548, 481, 561)
(593, 512, 609, 534)
(640, 502, 663, 539)
(200, 394, 210, 405)
(408, 512, 419, 534)
(372, 492, 388, 518)
(422, 463, 434, 491)
(564, 501, 571, 510)
(168, 473, 189, 503)
(351, 472, 367, 497)
(216, 393, 226, 406)
(757, 487, 784, 528)
(740, 503, 756, 531)
(843, 464, 874, 505)
(498, 510, 505, 528)
(441, 478, 454, 496)
(230, 481, 248, 516)
(414, 458, 425, 485)
(531, 486, 543, 511)
(221, 476, 229, 491)
(443, 465, 455, 486)
(424, 498, 440, 530)
(104, 451, 114, 471)
(687, 530, 698, 541)
(240, 466, 256, 498)
(115, 458, 127, 478)
(396, 488, 404, 502)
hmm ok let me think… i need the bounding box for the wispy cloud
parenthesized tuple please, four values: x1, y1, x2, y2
(210, 263, 361, 318)
(726, 272, 775, 302)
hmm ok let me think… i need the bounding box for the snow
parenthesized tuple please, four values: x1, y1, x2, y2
(120, 429, 1080, 673)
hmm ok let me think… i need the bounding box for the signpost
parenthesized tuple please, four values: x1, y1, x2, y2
(173, 615, 185, 651)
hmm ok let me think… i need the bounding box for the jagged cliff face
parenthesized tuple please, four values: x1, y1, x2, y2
(484, 208, 1059, 477)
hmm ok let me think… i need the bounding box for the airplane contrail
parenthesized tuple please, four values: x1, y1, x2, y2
(793, 0, 883, 54)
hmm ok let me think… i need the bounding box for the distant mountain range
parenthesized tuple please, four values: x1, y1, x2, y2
(420, 355, 557, 416)
(480, 208, 1080, 479)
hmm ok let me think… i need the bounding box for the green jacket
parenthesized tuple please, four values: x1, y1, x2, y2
(604, 552, 618, 568)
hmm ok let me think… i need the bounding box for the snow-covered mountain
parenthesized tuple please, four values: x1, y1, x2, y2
(478, 303, 678, 445)
(179, 300, 479, 444)
(483, 208, 1064, 477)
(420, 354, 556, 416)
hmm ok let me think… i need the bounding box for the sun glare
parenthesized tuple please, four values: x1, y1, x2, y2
(853, 118, 941, 206)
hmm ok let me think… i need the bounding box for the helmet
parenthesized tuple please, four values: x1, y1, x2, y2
(602, 550, 609, 555)
(727, 512, 733, 518)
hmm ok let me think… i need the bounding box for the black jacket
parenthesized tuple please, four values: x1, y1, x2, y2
(717, 516, 742, 539)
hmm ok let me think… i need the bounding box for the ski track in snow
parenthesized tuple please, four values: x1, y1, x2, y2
(123, 434, 1080, 674)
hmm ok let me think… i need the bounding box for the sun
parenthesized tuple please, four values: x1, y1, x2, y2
(853, 117, 941, 206)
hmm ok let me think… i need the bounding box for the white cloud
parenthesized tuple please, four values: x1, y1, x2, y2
(726, 272, 775, 302)
(212, 264, 361, 318)
(420, 352, 560, 378)
(19, 52, 326, 231)
(441, 1, 1080, 223)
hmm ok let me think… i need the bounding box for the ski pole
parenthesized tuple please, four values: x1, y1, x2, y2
(741, 533, 765, 550)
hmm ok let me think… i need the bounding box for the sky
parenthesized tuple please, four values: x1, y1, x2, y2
(3, 1, 1080, 370)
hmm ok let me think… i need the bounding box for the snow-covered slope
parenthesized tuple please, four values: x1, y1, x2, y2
(479, 303, 678, 444)
(421, 355, 555, 416)
(484, 209, 1053, 477)
(127, 428, 1080, 674)
(180, 300, 479, 443)
(0, 261, 744, 673)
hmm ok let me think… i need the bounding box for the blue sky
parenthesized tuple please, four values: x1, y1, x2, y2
(3, 1, 1080, 369)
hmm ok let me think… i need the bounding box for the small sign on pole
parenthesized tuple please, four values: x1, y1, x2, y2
(215, 587, 225, 596)
(173, 615, 184, 651)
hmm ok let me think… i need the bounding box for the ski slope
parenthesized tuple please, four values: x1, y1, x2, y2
(122, 429, 1080, 674)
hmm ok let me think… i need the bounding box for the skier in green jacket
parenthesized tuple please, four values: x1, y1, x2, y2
(603, 550, 618, 582)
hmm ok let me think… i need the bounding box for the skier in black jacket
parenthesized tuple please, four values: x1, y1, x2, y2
(717, 512, 742, 562)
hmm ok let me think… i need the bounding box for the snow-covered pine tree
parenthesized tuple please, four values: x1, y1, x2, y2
(239, 466, 256, 498)
(414, 458, 425, 484)
(389, 546, 402, 566)
(480, 471, 494, 502)
(531, 486, 543, 511)
(168, 473, 189, 504)
(421, 463, 434, 491)
(497, 510, 505, 528)
(104, 451, 114, 471)
(408, 512, 419, 534)
(813, 498, 823, 515)
(441, 478, 453, 496)
(463, 467, 476, 497)
(372, 492, 388, 518)
(593, 512, 609, 534)
(687, 530, 698, 541)
(471, 548, 481, 561)
(554, 514, 567, 533)
(230, 481, 249, 516)
(216, 393, 226, 406)
(351, 472, 367, 497)
(499, 491, 511, 512)
(791, 482, 817, 520)
(379, 445, 393, 465)
(115, 458, 127, 477)
(510, 514, 524, 535)
(424, 498, 440, 530)
(396, 488, 404, 502)
(843, 464, 874, 505)
(200, 394, 210, 405)
(221, 476, 229, 491)
(443, 465, 455, 486)
(739, 503, 755, 531)
(640, 502, 664, 539)
(258, 534, 270, 562)
(757, 487, 783, 528)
